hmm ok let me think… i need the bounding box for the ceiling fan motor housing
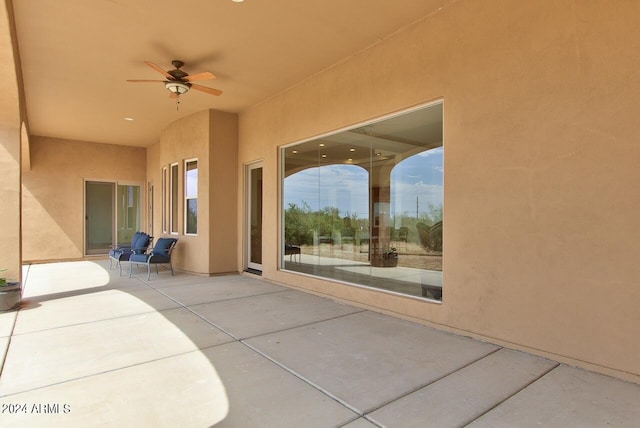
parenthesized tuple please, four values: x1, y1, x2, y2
(169, 60, 188, 80)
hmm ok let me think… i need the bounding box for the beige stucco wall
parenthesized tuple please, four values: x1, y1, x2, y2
(0, 0, 23, 282)
(149, 109, 238, 275)
(238, 0, 640, 382)
(22, 137, 146, 261)
(209, 110, 239, 273)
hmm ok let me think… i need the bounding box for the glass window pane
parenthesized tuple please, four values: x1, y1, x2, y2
(186, 198, 197, 234)
(186, 160, 198, 198)
(282, 103, 443, 301)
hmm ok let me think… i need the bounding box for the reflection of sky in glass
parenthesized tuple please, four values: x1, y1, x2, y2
(391, 147, 443, 217)
(186, 163, 198, 197)
(284, 147, 443, 218)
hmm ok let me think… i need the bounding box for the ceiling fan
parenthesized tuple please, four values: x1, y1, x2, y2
(127, 60, 222, 106)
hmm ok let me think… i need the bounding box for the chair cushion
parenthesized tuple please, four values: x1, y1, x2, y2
(152, 238, 176, 256)
(135, 233, 151, 254)
(128, 231, 142, 248)
(110, 248, 133, 259)
(149, 254, 170, 263)
(130, 253, 149, 263)
(133, 233, 151, 254)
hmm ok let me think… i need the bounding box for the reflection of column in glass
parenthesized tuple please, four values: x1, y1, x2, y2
(371, 186, 391, 264)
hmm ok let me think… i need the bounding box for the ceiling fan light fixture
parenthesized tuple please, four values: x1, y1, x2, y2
(165, 81, 190, 95)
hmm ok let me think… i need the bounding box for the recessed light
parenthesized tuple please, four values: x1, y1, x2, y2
(349, 148, 355, 152)
(292, 150, 298, 154)
(321, 154, 327, 158)
(232, 0, 244, 3)
(319, 143, 325, 147)
(124, 117, 134, 121)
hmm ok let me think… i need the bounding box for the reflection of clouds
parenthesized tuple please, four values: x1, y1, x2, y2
(284, 154, 443, 218)
(186, 170, 198, 196)
(285, 165, 368, 215)
(392, 181, 443, 216)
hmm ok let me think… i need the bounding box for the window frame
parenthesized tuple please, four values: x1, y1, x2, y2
(184, 158, 198, 236)
(279, 100, 444, 302)
(169, 162, 179, 235)
(162, 166, 168, 234)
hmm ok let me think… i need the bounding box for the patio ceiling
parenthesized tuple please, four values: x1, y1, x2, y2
(10, 0, 449, 147)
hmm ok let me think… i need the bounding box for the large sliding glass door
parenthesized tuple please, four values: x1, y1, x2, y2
(85, 182, 115, 255)
(85, 181, 142, 255)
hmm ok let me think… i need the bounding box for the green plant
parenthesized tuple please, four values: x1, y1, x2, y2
(382, 247, 398, 259)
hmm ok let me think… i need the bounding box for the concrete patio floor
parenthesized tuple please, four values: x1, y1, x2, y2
(1, 261, 639, 427)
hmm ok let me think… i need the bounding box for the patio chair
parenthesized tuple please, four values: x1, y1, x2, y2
(129, 237, 178, 280)
(284, 244, 301, 263)
(108, 231, 152, 275)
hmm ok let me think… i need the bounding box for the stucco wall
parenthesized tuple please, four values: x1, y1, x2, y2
(149, 109, 238, 275)
(22, 137, 146, 261)
(209, 110, 239, 273)
(238, 0, 640, 382)
(0, 0, 23, 282)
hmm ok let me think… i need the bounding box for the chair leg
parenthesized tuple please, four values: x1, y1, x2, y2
(129, 262, 135, 278)
(155, 264, 159, 275)
(147, 263, 151, 281)
(169, 261, 175, 276)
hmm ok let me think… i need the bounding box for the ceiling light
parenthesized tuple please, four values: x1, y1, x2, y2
(321, 154, 327, 158)
(232, 0, 244, 2)
(123, 117, 134, 121)
(319, 143, 325, 147)
(349, 148, 356, 152)
(165, 81, 190, 95)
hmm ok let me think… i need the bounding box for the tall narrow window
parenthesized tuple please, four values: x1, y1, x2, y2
(185, 159, 198, 235)
(162, 167, 168, 233)
(170, 163, 179, 234)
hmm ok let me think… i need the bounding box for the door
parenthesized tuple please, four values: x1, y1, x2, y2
(85, 181, 142, 255)
(85, 181, 115, 255)
(116, 184, 141, 247)
(246, 163, 263, 272)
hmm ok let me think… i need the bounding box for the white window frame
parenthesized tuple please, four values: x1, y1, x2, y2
(184, 158, 198, 236)
(162, 166, 168, 234)
(169, 162, 179, 235)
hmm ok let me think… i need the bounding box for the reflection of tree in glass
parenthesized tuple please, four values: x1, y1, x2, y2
(186, 199, 197, 234)
(284, 202, 369, 246)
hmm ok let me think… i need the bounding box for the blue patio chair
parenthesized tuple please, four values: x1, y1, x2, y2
(128, 237, 178, 280)
(108, 232, 152, 275)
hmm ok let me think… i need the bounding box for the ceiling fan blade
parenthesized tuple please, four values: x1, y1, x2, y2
(126, 79, 165, 83)
(184, 71, 216, 82)
(144, 61, 173, 79)
(191, 84, 223, 96)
